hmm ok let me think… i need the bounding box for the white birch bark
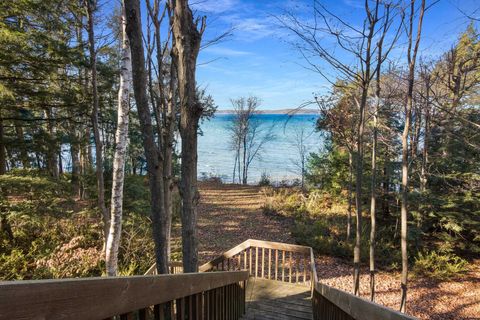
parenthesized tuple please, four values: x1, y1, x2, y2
(106, 2, 132, 276)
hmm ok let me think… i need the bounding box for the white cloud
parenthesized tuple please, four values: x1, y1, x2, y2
(203, 46, 252, 56)
(191, 0, 239, 14)
(221, 15, 287, 42)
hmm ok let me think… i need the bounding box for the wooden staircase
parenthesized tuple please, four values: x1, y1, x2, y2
(0, 239, 418, 320)
(242, 278, 312, 320)
(148, 239, 417, 320)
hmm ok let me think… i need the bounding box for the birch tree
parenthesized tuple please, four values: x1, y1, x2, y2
(105, 1, 132, 277)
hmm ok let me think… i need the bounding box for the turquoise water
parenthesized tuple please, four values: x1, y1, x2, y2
(198, 114, 323, 183)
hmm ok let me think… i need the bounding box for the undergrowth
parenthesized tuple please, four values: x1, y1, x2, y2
(262, 186, 473, 279)
(0, 170, 163, 280)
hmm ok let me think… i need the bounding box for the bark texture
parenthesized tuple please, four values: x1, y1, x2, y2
(124, 0, 169, 274)
(0, 114, 6, 175)
(171, 0, 205, 273)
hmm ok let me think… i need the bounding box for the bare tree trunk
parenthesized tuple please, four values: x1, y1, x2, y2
(15, 123, 29, 168)
(171, 0, 205, 273)
(58, 152, 63, 175)
(71, 139, 81, 196)
(242, 135, 247, 184)
(369, 6, 391, 298)
(400, 0, 425, 313)
(420, 108, 430, 192)
(370, 71, 381, 303)
(163, 61, 177, 260)
(125, 0, 169, 274)
(0, 113, 6, 175)
(353, 1, 379, 296)
(232, 151, 237, 183)
(45, 108, 59, 179)
(353, 92, 366, 296)
(86, 0, 109, 245)
(347, 151, 353, 241)
(369, 97, 379, 302)
(106, 2, 132, 276)
(420, 74, 431, 192)
(237, 147, 241, 184)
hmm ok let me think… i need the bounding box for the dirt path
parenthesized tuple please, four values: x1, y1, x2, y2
(195, 182, 293, 262)
(175, 182, 479, 320)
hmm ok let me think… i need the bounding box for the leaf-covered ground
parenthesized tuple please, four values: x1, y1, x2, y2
(186, 182, 480, 320)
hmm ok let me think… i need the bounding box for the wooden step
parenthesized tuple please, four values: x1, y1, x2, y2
(243, 278, 313, 320)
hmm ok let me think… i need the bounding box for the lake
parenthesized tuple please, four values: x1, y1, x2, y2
(198, 113, 323, 183)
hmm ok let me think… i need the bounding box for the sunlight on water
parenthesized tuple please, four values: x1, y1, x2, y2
(198, 114, 323, 183)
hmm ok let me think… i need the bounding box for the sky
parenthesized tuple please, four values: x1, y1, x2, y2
(190, 0, 479, 110)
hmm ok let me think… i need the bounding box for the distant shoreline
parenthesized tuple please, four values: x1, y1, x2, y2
(215, 108, 318, 115)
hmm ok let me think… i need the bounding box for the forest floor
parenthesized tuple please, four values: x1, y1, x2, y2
(181, 181, 480, 320)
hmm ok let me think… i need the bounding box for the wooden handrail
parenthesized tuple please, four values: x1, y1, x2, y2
(198, 239, 416, 320)
(0, 271, 248, 320)
(145, 260, 184, 275)
(313, 282, 416, 320)
(143, 239, 417, 319)
(198, 239, 316, 290)
(199, 239, 251, 272)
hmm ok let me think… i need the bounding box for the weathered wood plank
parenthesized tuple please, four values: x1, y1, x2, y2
(315, 282, 417, 320)
(0, 271, 248, 320)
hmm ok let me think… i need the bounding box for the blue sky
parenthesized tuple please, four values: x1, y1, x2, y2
(191, 0, 479, 110)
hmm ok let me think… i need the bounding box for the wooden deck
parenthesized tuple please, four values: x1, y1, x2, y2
(243, 278, 313, 320)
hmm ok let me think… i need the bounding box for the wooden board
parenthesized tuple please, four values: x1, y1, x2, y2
(0, 271, 248, 320)
(243, 278, 312, 320)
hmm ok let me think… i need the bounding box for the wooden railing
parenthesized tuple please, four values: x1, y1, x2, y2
(196, 239, 416, 320)
(312, 282, 417, 320)
(145, 261, 183, 275)
(199, 239, 314, 286)
(0, 271, 248, 320)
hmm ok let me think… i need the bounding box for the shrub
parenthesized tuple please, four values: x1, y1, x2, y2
(258, 172, 271, 186)
(413, 250, 469, 280)
(0, 249, 29, 280)
(199, 172, 223, 184)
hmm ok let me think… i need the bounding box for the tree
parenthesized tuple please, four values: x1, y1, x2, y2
(105, 1, 132, 277)
(0, 114, 6, 175)
(284, 0, 408, 297)
(170, 0, 205, 273)
(400, 0, 426, 312)
(124, 0, 169, 274)
(290, 127, 313, 189)
(315, 92, 357, 241)
(85, 0, 109, 247)
(368, 2, 403, 301)
(228, 96, 273, 184)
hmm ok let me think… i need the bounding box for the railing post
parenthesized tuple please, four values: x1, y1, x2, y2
(268, 248, 272, 279)
(275, 249, 278, 280)
(255, 247, 259, 278)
